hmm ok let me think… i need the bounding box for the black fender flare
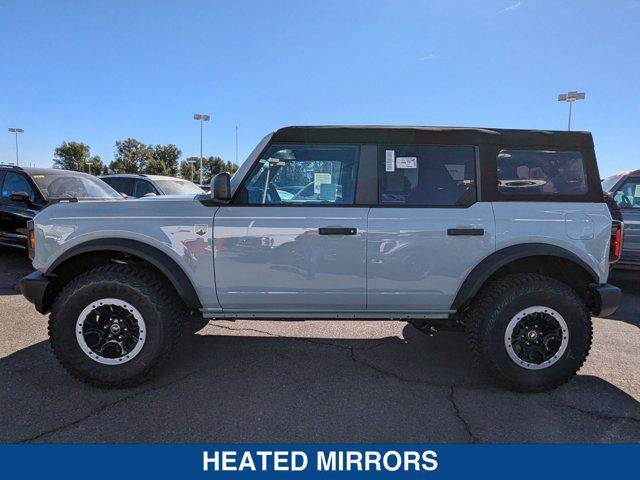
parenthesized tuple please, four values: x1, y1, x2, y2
(46, 238, 202, 309)
(451, 243, 599, 311)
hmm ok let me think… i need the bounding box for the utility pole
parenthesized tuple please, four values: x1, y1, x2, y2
(8, 128, 24, 166)
(557, 92, 586, 131)
(235, 126, 238, 164)
(193, 114, 210, 183)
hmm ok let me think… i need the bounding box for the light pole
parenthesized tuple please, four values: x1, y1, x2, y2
(8, 128, 24, 166)
(557, 91, 585, 131)
(187, 159, 197, 183)
(193, 114, 210, 184)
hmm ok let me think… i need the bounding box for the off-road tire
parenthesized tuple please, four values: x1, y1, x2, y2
(49, 264, 186, 388)
(466, 273, 592, 392)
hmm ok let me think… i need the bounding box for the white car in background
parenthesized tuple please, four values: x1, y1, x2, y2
(100, 174, 204, 198)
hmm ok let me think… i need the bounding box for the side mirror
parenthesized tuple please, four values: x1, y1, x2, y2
(9, 191, 30, 204)
(143, 192, 157, 198)
(211, 172, 231, 201)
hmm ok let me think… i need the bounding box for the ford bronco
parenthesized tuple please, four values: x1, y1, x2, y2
(19, 126, 622, 392)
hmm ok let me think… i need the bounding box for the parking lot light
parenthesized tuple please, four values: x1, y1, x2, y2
(557, 91, 586, 131)
(193, 114, 211, 184)
(8, 127, 24, 166)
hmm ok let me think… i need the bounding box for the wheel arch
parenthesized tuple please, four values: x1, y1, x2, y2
(452, 243, 600, 312)
(43, 238, 202, 313)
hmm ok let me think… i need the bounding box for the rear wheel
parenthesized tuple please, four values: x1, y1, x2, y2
(49, 265, 185, 388)
(465, 273, 592, 392)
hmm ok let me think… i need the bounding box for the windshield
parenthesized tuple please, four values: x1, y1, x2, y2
(154, 179, 204, 195)
(31, 173, 122, 200)
(601, 174, 624, 192)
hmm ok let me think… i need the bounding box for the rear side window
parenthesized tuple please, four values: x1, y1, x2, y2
(497, 149, 587, 196)
(378, 145, 476, 206)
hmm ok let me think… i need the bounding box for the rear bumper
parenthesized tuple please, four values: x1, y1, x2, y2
(594, 283, 621, 318)
(19, 271, 51, 314)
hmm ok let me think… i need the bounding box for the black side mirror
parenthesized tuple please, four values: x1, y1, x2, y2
(211, 172, 231, 201)
(9, 191, 30, 204)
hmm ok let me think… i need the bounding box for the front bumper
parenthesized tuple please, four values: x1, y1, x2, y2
(19, 271, 51, 314)
(594, 283, 621, 318)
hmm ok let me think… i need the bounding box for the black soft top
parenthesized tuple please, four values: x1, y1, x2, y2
(271, 125, 593, 148)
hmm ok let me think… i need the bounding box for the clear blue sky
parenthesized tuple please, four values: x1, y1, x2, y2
(1, 0, 639, 176)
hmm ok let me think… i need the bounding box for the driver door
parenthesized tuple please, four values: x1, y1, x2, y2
(213, 144, 368, 312)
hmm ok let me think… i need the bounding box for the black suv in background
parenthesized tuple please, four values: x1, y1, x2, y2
(0, 165, 122, 249)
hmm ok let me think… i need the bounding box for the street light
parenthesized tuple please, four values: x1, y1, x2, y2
(8, 128, 24, 166)
(186, 159, 197, 183)
(557, 91, 585, 131)
(193, 113, 210, 184)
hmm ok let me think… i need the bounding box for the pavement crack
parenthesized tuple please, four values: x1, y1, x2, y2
(557, 402, 640, 425)
(16, 371, 198, 443)
(447, 385, 479, 443)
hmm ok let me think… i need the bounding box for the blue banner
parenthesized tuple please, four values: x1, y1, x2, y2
(0, 444, 637, 479)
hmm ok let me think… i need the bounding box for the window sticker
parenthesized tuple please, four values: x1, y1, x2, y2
(319, 183, 338, 201)
(313, 173, 332, 194)
(396, 157, 417, 169)
(385, 150, 395, 172)
(635, 184, 640, 198)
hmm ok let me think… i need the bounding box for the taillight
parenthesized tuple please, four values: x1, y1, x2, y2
(27, 220, 35, 260)
(609, 220, 623, 263)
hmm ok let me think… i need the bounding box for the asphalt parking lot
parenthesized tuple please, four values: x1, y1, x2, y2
(1, 249, 638, 443)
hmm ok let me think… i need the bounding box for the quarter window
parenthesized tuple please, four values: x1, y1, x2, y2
(240, 144, 359, 205)
(378, 145, 476, 206)
(614, 178, 640, 209)
(497, 149, 587, 196)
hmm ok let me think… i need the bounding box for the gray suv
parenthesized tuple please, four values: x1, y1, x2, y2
(602, 170, 639, 268)
(20, 126, 622, 392)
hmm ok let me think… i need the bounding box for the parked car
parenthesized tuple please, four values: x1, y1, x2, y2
(602, 170, 640, 269)
(20, 126, 622, 392)
(100, 174, 204, 198)
(0, 165, 122, 249)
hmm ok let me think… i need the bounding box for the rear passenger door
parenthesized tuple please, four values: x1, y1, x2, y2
(367, 145, 495, 313)
(613, 176, 640, 263)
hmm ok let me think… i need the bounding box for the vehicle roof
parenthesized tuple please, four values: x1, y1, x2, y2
(606, 169, 640, 178)
(271, 125, 594, 148)
(0, 166, 93, 177)
(100, 174, 192, 181)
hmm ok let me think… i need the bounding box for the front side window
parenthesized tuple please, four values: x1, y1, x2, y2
(1, 172, 36, 202)
(497, 149, 587, 196)
(103, 177, 135, 197)
(614, 178, 640, 209)
(240, 144, 359, 205)
(378, 145, 476, 206)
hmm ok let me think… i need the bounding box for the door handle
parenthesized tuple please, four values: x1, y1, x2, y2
(447, 228, 484, 236)
(319, 227, 357, 235)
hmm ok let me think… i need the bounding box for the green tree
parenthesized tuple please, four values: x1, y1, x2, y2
(202, 156, 239, 184)
(53, 141, 103, 174)
(109, 138, 152, 174)
(149, 144, 181, 176)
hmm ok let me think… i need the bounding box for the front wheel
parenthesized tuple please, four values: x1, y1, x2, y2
(49, 265, 185, 388)
(465, 273, 592, 392)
